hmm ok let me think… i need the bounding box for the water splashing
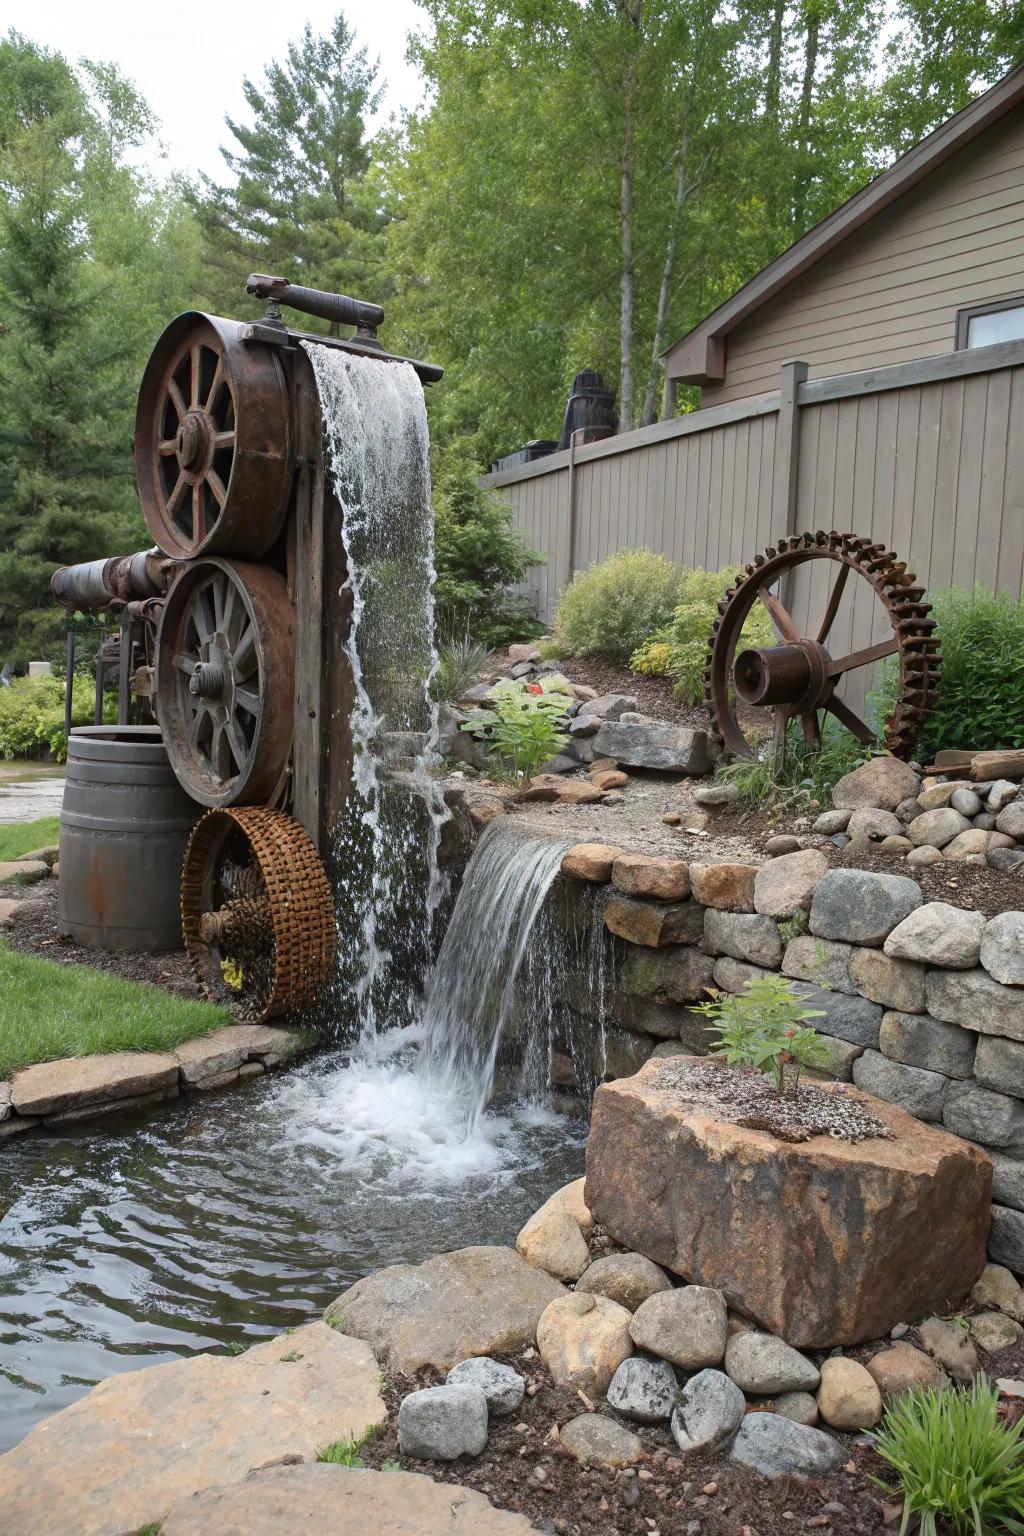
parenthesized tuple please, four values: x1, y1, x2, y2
(301, 343, 449, 1040)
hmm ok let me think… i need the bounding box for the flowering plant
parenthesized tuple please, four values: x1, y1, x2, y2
(461, 677, 572, 780)
(695, 974, 830, 1097)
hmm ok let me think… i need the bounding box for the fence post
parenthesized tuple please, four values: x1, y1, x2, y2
(772, 360, 808, 538)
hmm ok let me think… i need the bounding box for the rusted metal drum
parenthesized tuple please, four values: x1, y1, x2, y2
(58, 726, 199, 951)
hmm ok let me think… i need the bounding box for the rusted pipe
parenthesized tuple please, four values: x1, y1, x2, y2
(52, 552, 164, 611)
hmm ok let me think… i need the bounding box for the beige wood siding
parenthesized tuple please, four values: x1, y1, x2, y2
(702, 106, 1024, 407)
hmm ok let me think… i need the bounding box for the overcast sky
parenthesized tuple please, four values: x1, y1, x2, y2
(16, 0, 428, 181)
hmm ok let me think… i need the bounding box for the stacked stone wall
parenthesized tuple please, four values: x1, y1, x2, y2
(559, 842, 1024, 1273)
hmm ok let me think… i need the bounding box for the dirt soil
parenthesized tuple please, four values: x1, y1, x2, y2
(361, 1357, 892, 1535)
(555, 657, 710, 731)
(3, 881, 203, 998)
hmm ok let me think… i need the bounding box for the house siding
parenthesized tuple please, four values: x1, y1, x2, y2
(701, 106, 1024, 406)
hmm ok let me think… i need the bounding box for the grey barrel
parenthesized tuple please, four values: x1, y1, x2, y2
(58, 726, 199, 951)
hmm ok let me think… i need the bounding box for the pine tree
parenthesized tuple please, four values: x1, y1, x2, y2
(193, 13, 387, 315)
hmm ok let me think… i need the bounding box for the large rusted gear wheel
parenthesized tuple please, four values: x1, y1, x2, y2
(135, 311, 294, 559)
(705, 531, 941, 761)
(155, 558, 294, 807)
(181, 807, 336, 1022)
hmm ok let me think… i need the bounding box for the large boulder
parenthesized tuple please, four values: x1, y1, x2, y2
(324, 1247, 565, 1374)
(536, 1293, 633, 1395)
(730, 1414, 844, 1481)
(810, 869, 922, 946)
(584, 1057, 992, 1348)
(884, 902, 986, 970)
(159, 1464, 535, 1536)
(592, 720, 712, 774)
(832, 757, 921, 811)
(0, 1324, 385, 1536)
(398, 1384, 489, 1461)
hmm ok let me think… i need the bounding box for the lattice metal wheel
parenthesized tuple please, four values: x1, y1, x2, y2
(704, 531, 941, 761)
(155, 557, 294, 807)
(181, 807, 336, 1022)
(134, 311, 293, 559)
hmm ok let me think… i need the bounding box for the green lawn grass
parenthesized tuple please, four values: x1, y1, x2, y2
(0, 816, 61, 862)
(0, 940, 229, 1078)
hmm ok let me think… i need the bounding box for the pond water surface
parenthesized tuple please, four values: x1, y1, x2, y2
(0, 1038, 585, 1452)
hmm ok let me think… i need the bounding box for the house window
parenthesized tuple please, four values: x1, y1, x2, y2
(956, 295, 1024, 349)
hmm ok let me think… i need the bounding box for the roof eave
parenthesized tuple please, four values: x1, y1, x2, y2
(663, 63, 1024, 382)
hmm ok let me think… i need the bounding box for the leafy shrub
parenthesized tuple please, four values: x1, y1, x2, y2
(872, 584, 1024, 757)
(433, 455, 544, 647)
(432, 637, 489, 703)
(630, 565, 775, 704)
(871, 1380, 1024, 1535)
(716, 718, 872, 808)
(0, 674, 103, 762)
(696, 974, 830, 1096)
(551, 549, 685, 661)
(461, 677, 571, 780)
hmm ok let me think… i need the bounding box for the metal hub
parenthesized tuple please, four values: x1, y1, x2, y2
(733, 639, 830, 710)
(705, 531, 941, 760)
(188, 658, 227, 699)
(176, 409, 211, 471)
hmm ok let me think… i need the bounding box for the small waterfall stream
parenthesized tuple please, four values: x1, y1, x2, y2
(298, 345, 616, 1138)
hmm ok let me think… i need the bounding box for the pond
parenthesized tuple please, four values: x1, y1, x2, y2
(0, 1037, 585, 1452)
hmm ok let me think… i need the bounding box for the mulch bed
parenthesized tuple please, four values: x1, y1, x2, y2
(361, 1358, 893, 1535)
(4, 881, 202, 997)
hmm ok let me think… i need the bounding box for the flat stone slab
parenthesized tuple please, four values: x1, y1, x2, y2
(592, 719, 712, 774)
(160, 1463, 534, 1535)
(0, 1323, 385, 1536)
(174, 1024, 301, 1084)
(325, 1245, 565, 1374)
(0, 859, 50, 884)
(585, 1056, 991, 1349)
(10, 1051, 180, 1118)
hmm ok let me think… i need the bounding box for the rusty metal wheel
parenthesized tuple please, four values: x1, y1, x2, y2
(181, 807, 336, 1022)
(134, 311, 294, 559)
(155, 558, 294, 807)
(705, 531, 941, 761)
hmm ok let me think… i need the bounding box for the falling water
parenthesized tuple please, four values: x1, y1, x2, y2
(418, 820, 571, 1131)
(301, 343, 449, 1039)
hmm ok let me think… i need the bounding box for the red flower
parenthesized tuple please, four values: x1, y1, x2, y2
(525, 683, 543, 695)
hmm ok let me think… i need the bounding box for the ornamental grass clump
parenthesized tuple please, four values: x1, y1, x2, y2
(695, 974, 830, 1097)
(870, 1380, 1024, 1535)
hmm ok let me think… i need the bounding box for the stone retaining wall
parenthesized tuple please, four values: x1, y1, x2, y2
(0, 1024, 307, 1138)
(556, 841, 1024, 1274)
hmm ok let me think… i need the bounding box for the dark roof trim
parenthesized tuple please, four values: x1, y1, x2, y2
(664, 63, 1024, 385)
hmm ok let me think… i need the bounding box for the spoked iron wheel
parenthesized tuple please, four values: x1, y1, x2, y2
(155, 558, 294, 806)
(705, 531, 941, 761)
(134, 311, 293, 559)
(181, 807, 336, 1022)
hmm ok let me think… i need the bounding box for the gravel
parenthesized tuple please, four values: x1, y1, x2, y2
(652, 1057, 894, 1143)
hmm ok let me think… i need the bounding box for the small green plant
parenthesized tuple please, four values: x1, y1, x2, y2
(630, 565, 775, 703)
(551, 548, 685, 660)
(696, 974, 830, 1096)
(461, 677, 571, 780)
(317, 1427, 379, 1467)
(380, 1458, 403, 1473)
(870, 1380, 1024, 1535)
(431, 636, 489, 703)
(778, 909, 809, 945)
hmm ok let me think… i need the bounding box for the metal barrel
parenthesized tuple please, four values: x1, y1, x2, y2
(58, 726, 199, 951)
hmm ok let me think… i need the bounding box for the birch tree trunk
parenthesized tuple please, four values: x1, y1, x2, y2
(639, 136, 697, 428)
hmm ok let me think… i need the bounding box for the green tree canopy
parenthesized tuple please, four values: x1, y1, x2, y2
(0, 30, 200, 664)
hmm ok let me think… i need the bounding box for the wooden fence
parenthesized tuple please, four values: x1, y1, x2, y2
(484, 337, 1024, 714)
